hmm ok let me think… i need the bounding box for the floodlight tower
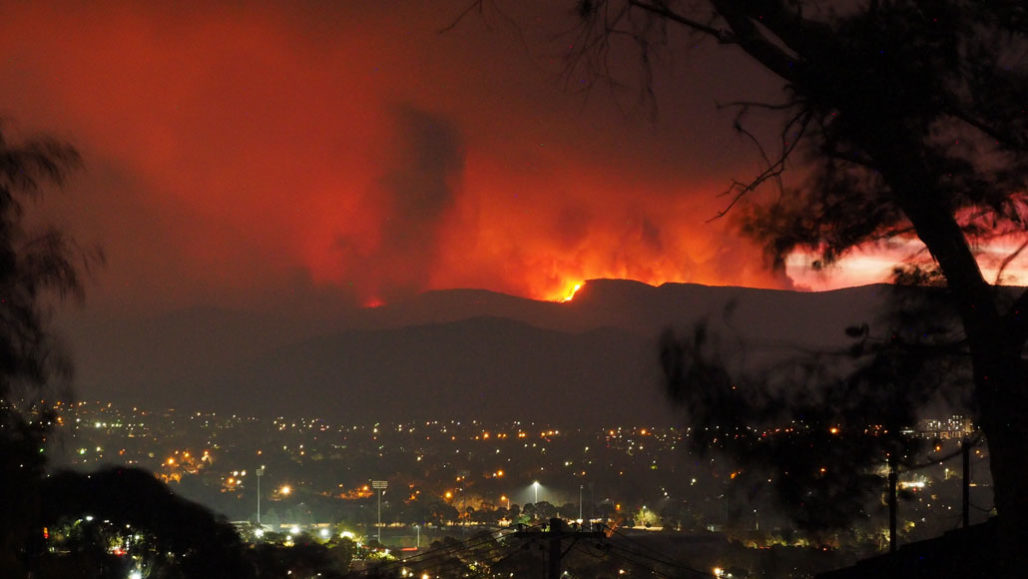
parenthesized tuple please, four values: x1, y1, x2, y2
(372, 480, 388, 543)
(256, 465, 265, 525)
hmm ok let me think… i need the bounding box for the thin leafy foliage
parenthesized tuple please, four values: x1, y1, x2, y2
(566, 1, 1028, 538)
(0, 123, 99, 574)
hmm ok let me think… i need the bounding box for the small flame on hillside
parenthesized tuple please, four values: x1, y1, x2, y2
(560, 282, 584, 303)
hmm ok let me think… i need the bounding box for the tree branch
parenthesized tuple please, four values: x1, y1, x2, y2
(1004, 286, 1028, 348)
(994, 239, 1028, 286)
(707, 0, 801, 82)
(439, 0, 485, 33)
(946, 105, 1028, 154)
(627, 1, 732, 42)
(709, 108, 810, 221)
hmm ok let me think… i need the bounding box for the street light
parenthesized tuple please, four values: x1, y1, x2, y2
(532, 481, 540, 504)
(372, 480, 388, 544)
(256, 465, 265, 526)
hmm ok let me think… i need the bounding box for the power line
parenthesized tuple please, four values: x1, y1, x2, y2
(575, 541, 677, 578)
(362, 524, 530, 577)
(607, 528, 714, 577)
(510, 518, 605, 579)
(604, 542, 713, 578)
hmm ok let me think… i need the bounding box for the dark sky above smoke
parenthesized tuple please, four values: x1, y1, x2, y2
(0, 0, 960, 315)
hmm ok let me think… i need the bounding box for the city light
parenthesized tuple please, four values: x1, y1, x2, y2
(42, 401, 987, 576)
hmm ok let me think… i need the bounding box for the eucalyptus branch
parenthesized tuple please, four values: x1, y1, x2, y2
(946, 104, 1028, 154)
(709, 108, 811, 221)
(439, 0, 485, 34)
(627, 0, 733, 42)
(994, 238, 1028, 286)
(718, 99, 797, 111)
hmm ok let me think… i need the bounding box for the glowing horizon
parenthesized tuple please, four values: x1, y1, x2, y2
(2, 3, 1023, 313)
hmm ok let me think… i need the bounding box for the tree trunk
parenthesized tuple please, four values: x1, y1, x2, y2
(969, 344, 1028, 571)
(709, 1, 1028, 557)
(865, 123, 1028, 567)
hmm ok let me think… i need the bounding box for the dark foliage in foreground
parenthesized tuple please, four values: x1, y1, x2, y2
(564, 1, 1028, 561)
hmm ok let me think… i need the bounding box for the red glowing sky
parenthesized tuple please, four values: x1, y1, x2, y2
(2, 1, 1018, 313)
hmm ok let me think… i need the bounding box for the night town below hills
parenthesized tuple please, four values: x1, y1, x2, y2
(30, 400, 994, 578)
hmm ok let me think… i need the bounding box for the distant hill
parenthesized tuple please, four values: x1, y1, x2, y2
(56, 280, 891, 424)
(214, 316, 668, 426)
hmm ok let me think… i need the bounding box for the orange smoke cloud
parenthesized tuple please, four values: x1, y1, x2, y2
(0, 1, 839, 312)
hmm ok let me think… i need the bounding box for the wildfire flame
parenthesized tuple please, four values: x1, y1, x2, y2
(559, 282, 584, 303)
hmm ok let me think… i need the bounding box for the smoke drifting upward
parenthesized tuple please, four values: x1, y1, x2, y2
(0, 1, 861, 313)
(335, 105, 465, 305)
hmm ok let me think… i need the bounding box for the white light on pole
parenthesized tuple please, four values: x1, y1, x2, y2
(372, 480, 388, 544)
(256, 465, 265, 526)
(532, 481, 540, 504)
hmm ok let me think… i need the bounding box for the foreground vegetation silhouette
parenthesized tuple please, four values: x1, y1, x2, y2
(0, 122, 90, 574)
(554, 0, 1027, 570)
(0, 124, 265, 578)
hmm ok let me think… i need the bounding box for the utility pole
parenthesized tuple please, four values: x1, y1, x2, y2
(513, 518, 605, 579)
(888, 455, 897, 553)
(962, 437, 971, 528)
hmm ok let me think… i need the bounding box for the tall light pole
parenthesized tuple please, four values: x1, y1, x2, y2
(256, 465, 265, 526)
(414, 524, 420, 549)
(579, 485, 584, 521)
(372, 480, 388, 544)
(532, 481, 540, 504)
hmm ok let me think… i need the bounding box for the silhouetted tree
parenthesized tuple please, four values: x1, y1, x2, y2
(41, 467, 254, 578)
(659, 305, 960, 535)
(500, 0, 1025, 563)
(533, 500, 557, 520)
(250, 534, 347, 579)
(0, 123, 95, 575)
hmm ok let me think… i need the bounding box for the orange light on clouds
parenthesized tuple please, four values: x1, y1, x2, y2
(2, 2, 1024, 315)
